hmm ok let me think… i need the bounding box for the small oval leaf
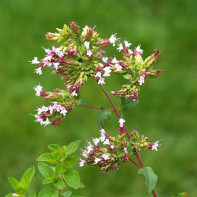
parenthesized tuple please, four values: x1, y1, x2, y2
(38, 187, 58, 197)
(64, 169, 80, 189)
(138, 167, 158, 193)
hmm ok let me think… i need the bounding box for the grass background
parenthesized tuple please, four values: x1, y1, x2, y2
(0, 0, 197, 196)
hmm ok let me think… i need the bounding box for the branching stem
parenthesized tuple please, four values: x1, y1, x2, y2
(81, 104, 114, 112)
(99, 84, 157, 197)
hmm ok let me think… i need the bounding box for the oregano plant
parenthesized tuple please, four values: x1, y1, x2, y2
(30, 21, 161, 196)
(6, 21, 189, 197)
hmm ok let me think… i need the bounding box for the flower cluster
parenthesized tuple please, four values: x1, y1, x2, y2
(33, 85, 78, 126)
(30, 21, 162, 126)
(130, 128, 161, 152)
(79, 128, 129, 173)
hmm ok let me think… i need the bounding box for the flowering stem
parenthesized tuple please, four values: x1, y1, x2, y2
(99, 84, 131, 140)
(136, 152, 144, 168)
(129, 157, 141, 168)
(99, 84, 157, 197)
(81, 104, 114, 112)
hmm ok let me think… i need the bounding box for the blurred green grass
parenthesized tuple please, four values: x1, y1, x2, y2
(0, 0, 197, 196)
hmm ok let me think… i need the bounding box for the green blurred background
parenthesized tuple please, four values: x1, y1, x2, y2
(0, 0, 197, 196)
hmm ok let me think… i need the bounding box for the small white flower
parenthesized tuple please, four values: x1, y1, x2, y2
(128, 49, 133, 54)
(34, 67, 42, 75)
(115, 63, 122, 71)
(98, 77, 105, 85)
(100, 133, 105, 142)
(124, 40, 132, 48)
(119, 118, 125, 127)
(34, 85, 43, 97)
(117, 43, 123, 52)
(95, 72, 102, 78)
(43, 118, 51, 127)
(112, 57, 118, 63)
(109, 33, 119, 46)
(138, 76, 145, 86)
(71, 90, 78, 97)
(43, 47, 51, 54)
(135, 45, 143, 54)
(95, 157, 101, 164)
(53, 46, 64, 56)
(152, 141, 159, 151)
(102, 57, 108, 63)
(103, 66, 111, 77)
(37, 106, 48, 115)
(30, 57, 40, 64)
(103, 139, 110, 145)
(99, 63, 104, 67)
(87, 142, 93, 153)
(100, 128, 106, 134)
(86, 49, 93, 57)
(102, 153, 110, 160)
(82, 150, 88, 158)
(60, 107, 68, 116)
(93, 138, 100, 146)
(110, 145, 115, 149)
(84, 41, 90, 49)
(79, 158, 86, 167)
(53, 62, 60, 70)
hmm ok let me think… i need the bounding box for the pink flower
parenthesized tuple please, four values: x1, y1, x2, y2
(138, 76, 145, 85)
(95, 157, 101, 164)
(117, 43, 123, 52)
(79, 158, 86, 167)
(119, 118, 125, 127)
(34, 67, 42, 75)
(102, 153, 110, 160)
(30, 57, 40, 64)
(34, 85, 43, 96)
(109, 34, 119, 46)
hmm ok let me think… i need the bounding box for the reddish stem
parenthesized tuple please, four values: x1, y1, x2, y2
(129, 157, 141, 168)
(99, 85, 131, 140)
(99, 84, 157, 197)
(82, 104, 114, 112)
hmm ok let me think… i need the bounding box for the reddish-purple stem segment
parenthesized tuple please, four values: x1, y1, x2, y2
(82, 104, 114, 112)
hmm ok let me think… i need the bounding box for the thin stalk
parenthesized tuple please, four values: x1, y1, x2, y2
(81, 104, 114, 112)
(99, 84, 157, 197)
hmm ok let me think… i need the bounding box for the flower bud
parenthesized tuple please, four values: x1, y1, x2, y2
(131, 128, 139, 140)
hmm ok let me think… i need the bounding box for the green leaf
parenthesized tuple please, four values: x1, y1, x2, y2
(120, 97, 139, 111)
(55, 163, 66, 174)
(28, 191, 37, 197)
(42, 177, 54, 184)
(8, 177, 19, 191)
(6, 193, 14, 197)
(64, 155, 78, 169)
(38, 187, 58, 197)
(78, 182, 85, 188)
(97, 110, 111, 128)
(138, 167, 158, 193)
(122, 73, 131, 80)
(20, 166, 35, 189)
(53, 178, 65, 190)
(60, 191, 72, 197)
(48, 144, 60, 152)
(78, 99, 85, 106)
(72, 196, 86, 197)
(66, 140, 81, 155)
(64, 169, 80, 189)
(37, 153, 56, 162)
(38, 162, 54, 178)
